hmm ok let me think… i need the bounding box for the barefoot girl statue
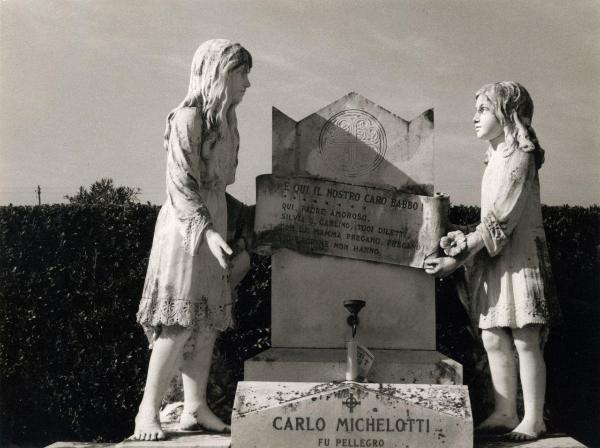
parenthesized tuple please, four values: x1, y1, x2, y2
(425, 82, 561, 441)
(132, 39, 252, 441)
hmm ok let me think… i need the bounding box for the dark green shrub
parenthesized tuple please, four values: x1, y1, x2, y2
(0, 204, 158, 444)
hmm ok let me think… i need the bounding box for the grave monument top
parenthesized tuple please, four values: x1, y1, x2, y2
(272, 91, 434, 194)
(248, 92, 453, 358)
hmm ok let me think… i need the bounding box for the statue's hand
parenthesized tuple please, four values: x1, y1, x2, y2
(424, 256, 460, 278)
(440, 230, 467, 257)
(205, 229, 233, 269)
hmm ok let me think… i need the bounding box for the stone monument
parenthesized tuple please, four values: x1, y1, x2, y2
(230, 93, 472, 448)
(245, 92, 461, 384)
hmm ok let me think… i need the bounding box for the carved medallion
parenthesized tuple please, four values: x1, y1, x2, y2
(319, 109, 387, 177)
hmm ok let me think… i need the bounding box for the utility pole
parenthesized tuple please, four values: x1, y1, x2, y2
(36, 185, 41, 205)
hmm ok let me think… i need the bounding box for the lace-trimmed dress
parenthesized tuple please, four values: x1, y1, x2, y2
(136, 107, 238, 349)
(473, 145, 561, 329)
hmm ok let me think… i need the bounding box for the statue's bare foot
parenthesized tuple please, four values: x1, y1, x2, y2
(179, 405, 230, 433)
(130, 408, 166, 441)
(505, 419, 546, 441)
(476, 412, 519, 435)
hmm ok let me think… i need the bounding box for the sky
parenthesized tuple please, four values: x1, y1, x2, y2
(1, 0, 598, 206)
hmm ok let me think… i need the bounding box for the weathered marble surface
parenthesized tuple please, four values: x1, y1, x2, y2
(232, 381, 472, 448)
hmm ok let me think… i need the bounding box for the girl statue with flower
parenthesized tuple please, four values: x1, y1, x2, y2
(426, 82, 561, 441)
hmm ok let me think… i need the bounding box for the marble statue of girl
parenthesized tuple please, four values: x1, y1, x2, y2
(132, 39, 252, 441)
(425, 82, 561, 441)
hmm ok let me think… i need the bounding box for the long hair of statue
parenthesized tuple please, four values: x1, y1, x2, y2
(163, 39, 252, 151)
(476, 81, 545, 169)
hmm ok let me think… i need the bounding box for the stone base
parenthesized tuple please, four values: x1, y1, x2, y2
(245, 348, 463, 384)
(46, 433, 589, 448)
(232, 380, 473, 448)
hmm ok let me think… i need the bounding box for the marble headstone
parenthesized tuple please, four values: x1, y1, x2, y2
(246, 93, 460, 383)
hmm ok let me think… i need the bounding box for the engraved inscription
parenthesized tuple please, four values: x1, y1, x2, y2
(271, 413, 432, 447)
(254, 175, 449, 268)
(319, 110, 387, 177)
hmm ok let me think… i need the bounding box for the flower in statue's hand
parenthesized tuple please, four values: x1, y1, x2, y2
(440, 230, 467, 257)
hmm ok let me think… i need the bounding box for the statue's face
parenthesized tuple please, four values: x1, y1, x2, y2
(227, 65, 251, 105)
(473, 95, 503, 143)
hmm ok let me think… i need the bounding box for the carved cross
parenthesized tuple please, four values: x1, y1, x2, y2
(342, 393, 361, 413)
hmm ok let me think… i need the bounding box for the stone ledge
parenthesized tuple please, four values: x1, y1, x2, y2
(245, 347, 463, 384)
(475, 434, 588, 448)
(46, 432, 231, 448)
(48, 433, 587, 448)
(46, 443, 113, 448)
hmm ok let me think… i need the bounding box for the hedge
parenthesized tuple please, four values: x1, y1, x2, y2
(0, 204, 598, 446)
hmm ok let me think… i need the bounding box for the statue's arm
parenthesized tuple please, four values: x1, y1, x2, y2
(474, 150, 535, 257)
(426, 150, 534, 277)
(166, 108, 213, 255)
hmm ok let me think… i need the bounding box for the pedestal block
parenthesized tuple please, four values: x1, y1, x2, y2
(245, 348, 462, 384)
(232, 381, 473, 448)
